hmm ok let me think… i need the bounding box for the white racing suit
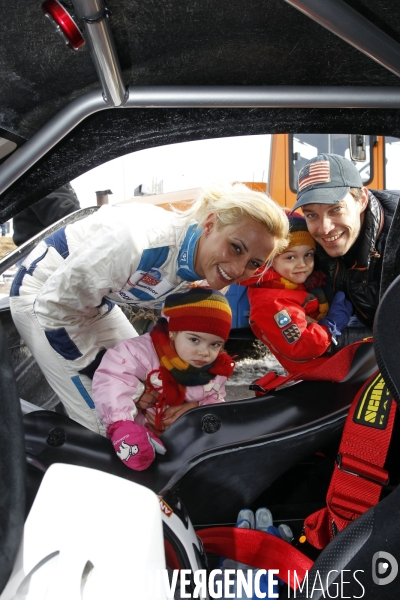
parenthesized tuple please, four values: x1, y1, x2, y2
(10, 203, 201, 433)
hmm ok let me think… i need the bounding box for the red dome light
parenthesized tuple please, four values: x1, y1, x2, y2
(42, 0, 85, 51)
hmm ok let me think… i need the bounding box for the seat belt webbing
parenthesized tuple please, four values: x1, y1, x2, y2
(304, 370, 396, 549)
(197, 526, 313, 590)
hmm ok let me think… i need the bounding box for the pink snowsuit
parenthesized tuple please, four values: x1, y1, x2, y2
(92, 332, 227, 429)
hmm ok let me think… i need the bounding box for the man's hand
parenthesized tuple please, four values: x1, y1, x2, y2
(319, 291, 353, 342)
(136, 387, 159, 410)
(145, 402, 199, 433)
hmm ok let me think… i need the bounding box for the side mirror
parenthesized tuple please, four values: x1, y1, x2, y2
(349, 135, 367, 162)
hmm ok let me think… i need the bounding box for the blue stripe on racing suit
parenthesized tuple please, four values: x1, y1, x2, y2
(97, 297, 115, 312)
(11, 228, 68, 297)
(71, 376, 95, 408)
(44, 227, 69, 258)
(44, 327, 83, 360)
(177, 224, 202, 281)
(136, 246, 170, 271)
(124, 287, 164, 302)
(10, 247, 49, 297)
(10, 266, 28, 297)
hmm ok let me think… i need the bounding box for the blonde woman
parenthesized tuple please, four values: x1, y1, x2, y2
(10, 182, 288, 433)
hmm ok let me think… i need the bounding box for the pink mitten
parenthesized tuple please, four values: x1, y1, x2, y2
(107, 420, 166, 471)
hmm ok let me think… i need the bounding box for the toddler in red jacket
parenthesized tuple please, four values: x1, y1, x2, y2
(242, 213, 353, 375)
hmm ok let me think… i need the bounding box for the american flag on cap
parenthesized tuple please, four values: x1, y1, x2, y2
(298, 160, 330, 192)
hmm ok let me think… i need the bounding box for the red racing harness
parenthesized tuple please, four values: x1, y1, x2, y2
(304, 369, 396, 548)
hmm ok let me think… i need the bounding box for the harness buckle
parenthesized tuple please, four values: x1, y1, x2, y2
(336, 453, 389, 486)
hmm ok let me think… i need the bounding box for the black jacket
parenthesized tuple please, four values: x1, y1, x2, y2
(13, 184, 80, 246)
(316, 189, 399, 328)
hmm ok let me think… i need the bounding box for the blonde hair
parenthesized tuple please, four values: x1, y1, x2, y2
(180, 182, 289, 258)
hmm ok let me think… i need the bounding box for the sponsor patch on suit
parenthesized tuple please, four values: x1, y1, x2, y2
(274, 309, 292, 328)
(282, 324, 301, 344)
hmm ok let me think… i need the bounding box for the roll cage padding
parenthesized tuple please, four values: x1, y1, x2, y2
(0, 322, 26, 594)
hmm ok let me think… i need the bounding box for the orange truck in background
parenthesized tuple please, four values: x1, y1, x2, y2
(130, 134, 393, 210)
(269, 133, 388, 209)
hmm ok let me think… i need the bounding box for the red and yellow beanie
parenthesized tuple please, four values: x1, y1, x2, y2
(286, 212, 316, 251)
(163, 288, 232, 341)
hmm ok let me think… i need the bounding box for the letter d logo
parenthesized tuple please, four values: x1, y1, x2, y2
(372, 551, 398, 585)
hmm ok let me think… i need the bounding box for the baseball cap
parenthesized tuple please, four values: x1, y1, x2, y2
(293, 153, 363, 211)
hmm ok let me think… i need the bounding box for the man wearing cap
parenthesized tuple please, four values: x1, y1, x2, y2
(292, 153, 399, 330)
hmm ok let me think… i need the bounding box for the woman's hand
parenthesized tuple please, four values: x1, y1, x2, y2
(136, 387, 159, 410)
(145, 402, 199, 433)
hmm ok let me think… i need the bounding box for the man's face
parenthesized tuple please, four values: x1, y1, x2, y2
(301, 189, 369, 257)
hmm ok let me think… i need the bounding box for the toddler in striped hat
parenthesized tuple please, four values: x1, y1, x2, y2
(92, 287, 235, 471)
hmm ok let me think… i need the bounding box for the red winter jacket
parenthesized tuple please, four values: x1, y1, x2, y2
(243, 269, 332, 375)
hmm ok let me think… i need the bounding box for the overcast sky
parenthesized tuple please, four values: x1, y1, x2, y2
(71, 135, 272, 208)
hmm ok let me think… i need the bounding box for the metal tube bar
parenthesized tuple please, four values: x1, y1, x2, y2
(72, 0, 127, 106)
(0, 90, 107, 197)
(84, 19, 127, 106)
(2, 85, 400, 197)
(124, 85, 400, 108)
(284, 0, 400, 79)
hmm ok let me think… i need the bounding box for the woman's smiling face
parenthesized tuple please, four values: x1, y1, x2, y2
(194, 214, 276, 289)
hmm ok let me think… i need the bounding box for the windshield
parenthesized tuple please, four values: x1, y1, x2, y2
(289, 134, 373, 191)
(71, 135, 272, 208)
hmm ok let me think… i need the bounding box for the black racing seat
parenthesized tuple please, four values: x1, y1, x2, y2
(293, 200, 400, 599)
(295, 272, 400, 600)
(22, 341, 376, 524)
(296, 485, 400, 599)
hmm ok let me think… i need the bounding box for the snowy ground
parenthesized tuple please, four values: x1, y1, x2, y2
(224, 341, 285, 401)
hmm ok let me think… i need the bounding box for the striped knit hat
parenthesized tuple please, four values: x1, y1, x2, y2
(286, 212, 316, 251)
(163, 288, 232, 341)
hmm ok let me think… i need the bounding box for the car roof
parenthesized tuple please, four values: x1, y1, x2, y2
(1, 0, 400, 219)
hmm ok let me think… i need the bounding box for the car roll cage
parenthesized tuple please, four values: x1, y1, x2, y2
(2, 0, 400, 202)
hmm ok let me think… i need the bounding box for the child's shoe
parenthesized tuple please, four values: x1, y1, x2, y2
(255, 507, 273, 532)
(107, 420, 166, 471)
(236, 508, 255, 529)
(278, 523, 294, 543)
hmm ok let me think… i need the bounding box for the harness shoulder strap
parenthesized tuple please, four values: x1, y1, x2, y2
(304, 370, 397, 549)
